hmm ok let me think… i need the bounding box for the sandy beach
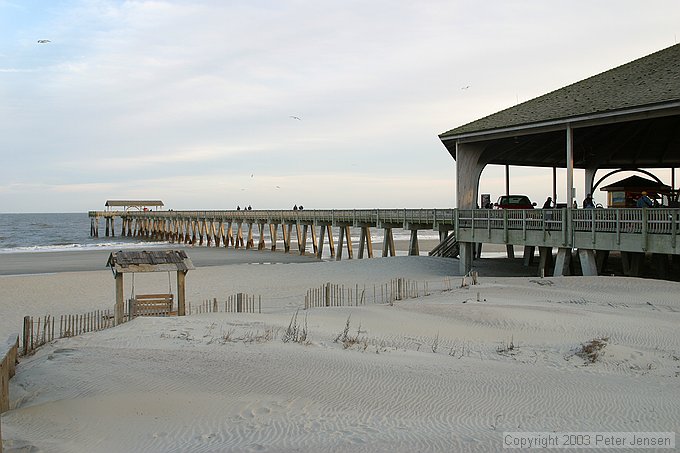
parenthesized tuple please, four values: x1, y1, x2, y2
(1, 247, 679, 452)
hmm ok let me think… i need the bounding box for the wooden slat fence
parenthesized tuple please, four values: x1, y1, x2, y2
(188, 293, 262, 315)
(20, 309, 127, 356)
(304, 277, 460, 309)
(1, 334, 20, 451)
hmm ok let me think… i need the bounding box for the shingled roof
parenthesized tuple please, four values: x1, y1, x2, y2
(600, 175, 671, 191)
(105, 200, 164, 208)
(440, 43, 680, 139)
(107, 250, 194, 274)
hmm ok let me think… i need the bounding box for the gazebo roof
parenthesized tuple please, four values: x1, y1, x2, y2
(600, 175, 671, 192)
(105, 200, 164, 207)
(107, 250, 194, 275)
(438, 44, 680, 169)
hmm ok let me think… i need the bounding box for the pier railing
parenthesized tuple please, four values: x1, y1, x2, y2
(89, 208, 456, 228)
(455, 207, 680, 254)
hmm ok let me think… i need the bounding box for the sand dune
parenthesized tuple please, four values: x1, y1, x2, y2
(2, 253, 679, 452)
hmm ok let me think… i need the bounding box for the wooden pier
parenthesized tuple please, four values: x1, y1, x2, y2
(88, 207, 680, 278)
(88, 209, 453, 259)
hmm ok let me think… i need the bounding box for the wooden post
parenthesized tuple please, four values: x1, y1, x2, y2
(359, 226, 373, 258)
(325, 283, 330, 307)
(344, 226, 354, 259)
(237, 293, 243, 313)
(177, 271, 187, 316)
(317, 225, 326, 259)
(114, 273, 124, 325)
(337, 226, 345, 261)
(310, 225, 318, 254)
(258, 223, 266, 250)
(281, 224, 290, 252)
(300, 224, 308, 255)
(270, 224, 278, 251)
(22, 316, 30, 356)
(247, 223, 254, 249)
(236, 223, 244, 248)
(382, 227, 395, 257)
(408, 229, 420, 256)
(327, 225, 335, 258)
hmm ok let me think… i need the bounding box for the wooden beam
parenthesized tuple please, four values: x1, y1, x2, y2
(177, 271, 187, 316)
(114, 273, 124, 325)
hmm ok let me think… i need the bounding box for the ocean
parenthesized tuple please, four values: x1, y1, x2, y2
(0, 212, 161, 253)
(0, 212, 441, 254)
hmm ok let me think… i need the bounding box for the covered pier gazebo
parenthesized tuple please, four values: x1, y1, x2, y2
(439, 43, 680, 274)
(105, 200, 164, 211)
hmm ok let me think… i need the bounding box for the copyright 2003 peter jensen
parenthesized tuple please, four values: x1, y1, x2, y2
(503, 432, 675, 449)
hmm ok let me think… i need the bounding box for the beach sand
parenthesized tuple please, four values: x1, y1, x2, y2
(2, 246, 678, 452)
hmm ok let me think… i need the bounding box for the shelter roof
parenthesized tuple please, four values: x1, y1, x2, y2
(105, 200, 164, 207)
(440, 44, 680, 138)
(107, 250, 194, 275)
(600, 175, 671, 191)
(438, 44, 680, 169)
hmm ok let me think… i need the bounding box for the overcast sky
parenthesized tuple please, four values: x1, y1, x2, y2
(1, 1, 679, 213)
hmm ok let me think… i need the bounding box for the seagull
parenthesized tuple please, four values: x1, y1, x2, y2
(461, 85, 470, 90)
(290, 116, 302, 121)
(37, 39, 51, 44)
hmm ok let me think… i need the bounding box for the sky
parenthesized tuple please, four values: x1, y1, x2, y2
(1, 0, 679, 213)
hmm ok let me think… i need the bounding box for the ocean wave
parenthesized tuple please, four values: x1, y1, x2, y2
(0, 241, 171, 254)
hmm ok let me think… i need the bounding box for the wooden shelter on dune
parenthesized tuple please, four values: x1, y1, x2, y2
(439, 43, 680, 274)
(106, 250, 194, 323)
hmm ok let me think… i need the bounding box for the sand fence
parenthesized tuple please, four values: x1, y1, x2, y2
(188, 293, 262, 315)
(15, 274, 480, 356)
(303, 275, 476, 309)
(1, 333, 20, 452)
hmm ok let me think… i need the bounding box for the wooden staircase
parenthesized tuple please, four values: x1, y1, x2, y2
(428, 232, 459, 258)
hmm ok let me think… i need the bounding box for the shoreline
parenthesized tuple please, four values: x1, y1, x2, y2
(0, 239, 514, 276)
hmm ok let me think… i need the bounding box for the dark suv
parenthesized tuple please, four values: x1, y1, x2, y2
(494, 195, 536, 209)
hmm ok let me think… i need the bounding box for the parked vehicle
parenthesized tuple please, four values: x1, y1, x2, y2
(494, 195, 536, 209)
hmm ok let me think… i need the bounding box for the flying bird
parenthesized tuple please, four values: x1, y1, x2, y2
(290, 116, 302, 121)
(37, 39, 51, 44)
(461, 85, 470, 90)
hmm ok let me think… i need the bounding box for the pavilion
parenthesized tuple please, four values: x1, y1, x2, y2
(439, 43, 680, 273)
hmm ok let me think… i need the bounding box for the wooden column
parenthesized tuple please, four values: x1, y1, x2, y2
(295, 224, 303, 254)
(316, 225, 326, 259)
(408, 229, 419, 256)
(114, 273, 124, 325)
(236, 223, 244, 248)
(246, 223, 254, 249)
(382, 227, 395, 257)
(270, 224, 278, 251)
(299, 224, 308, 255)
(359, 226, 373, 258)
(177, 271, 187, 316)
(341, 226, 354, 259)
(227, 222, 234, 246)
(310, 224, 318, 254)
(282, 224, 291, 252)
(326, 225, 335, 258)
(258, 223, 266, 250)
(336, 226, 345, 261)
